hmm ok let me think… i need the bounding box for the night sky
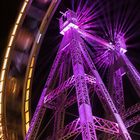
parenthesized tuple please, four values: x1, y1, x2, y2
(0, 0, 22, 67)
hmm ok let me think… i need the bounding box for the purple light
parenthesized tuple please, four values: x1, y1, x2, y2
(26, 1, 139, 139)
(120, 47, 127, 54)
(60, 22, 78, 35)
(60, 10, 78, 35)
(115, 33, 127, 54)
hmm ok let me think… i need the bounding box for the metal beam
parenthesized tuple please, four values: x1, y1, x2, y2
(124, 103, 140, 118)
(57, 116, 119, 140)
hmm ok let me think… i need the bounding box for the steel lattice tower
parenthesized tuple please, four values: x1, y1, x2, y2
(25, 10, 140, 140)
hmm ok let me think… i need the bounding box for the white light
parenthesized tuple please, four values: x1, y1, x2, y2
(61, 43, 70, 51)
(16, 13, 22, 24)
(121, 72, 126, 76)
(21, 1, 27, 13)
(2, 59, 8, 69)
(37, 33, 42, 44)
(12, 24, 18, 35)
(108, 43, 115, 50)
(5, 47, 11, 58)
(60, 23, 78, 35)
(120, 48, 127, 54)
(8, 36, 14, 46)
(1, 70, 5, 81)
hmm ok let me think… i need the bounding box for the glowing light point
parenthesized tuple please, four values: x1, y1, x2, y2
(120, 47, 127, 54)
(108, 42, 115, 51)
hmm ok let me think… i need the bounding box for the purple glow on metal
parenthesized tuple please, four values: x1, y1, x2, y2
(115, 33, 127, 53)
(60, 22, 78, 35)
(80, 30, 113, 49)
(71, 0, 130, 82)
(60, 10, 78, 35)
(26, 0, 140, 139)
(120, 47, 127, 54)
(73, 0, 140, 56)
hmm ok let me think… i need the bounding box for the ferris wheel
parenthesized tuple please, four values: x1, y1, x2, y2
(0, 0, 140, 139)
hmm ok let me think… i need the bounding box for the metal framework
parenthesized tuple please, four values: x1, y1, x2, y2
(25, 10, 140, 140)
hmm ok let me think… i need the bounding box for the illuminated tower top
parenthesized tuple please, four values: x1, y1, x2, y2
(60, 9, 78, 35)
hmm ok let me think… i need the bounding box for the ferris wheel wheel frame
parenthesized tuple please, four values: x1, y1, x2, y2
(0, 0, 61, 139)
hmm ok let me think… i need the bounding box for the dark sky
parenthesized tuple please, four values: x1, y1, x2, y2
(0, 0, 22, 66)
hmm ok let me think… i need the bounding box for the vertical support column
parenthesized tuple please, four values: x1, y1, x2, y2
(106, 67, 125, 140)
(53, 62, 65, 139)
(108, 66, 125, 116)
(121, 54, 140, 98)
(113, 68, 125, 116)
(53, 108, 65, 139)
(107, 63, 114, 94)
(105, 65, 117, 140)
(80, 45, 132, 140)
(70, 28, 97, 140)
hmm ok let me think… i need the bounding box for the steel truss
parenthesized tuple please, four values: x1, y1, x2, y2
(25, 10, 140, 140)
(57, 116, 119, 140)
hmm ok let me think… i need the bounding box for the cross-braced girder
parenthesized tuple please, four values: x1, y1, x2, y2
(125, 115, 140, 128)
(44, 74, 96, 110)
(57, 116, 119, 140)
(124, 103, 140, 118)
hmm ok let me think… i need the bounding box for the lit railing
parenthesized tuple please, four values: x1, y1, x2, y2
(24, 56, 35, 133)
(0, 0, 30, 139)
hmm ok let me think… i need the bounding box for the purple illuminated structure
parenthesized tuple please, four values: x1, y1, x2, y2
(25, 9, 140, 140)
